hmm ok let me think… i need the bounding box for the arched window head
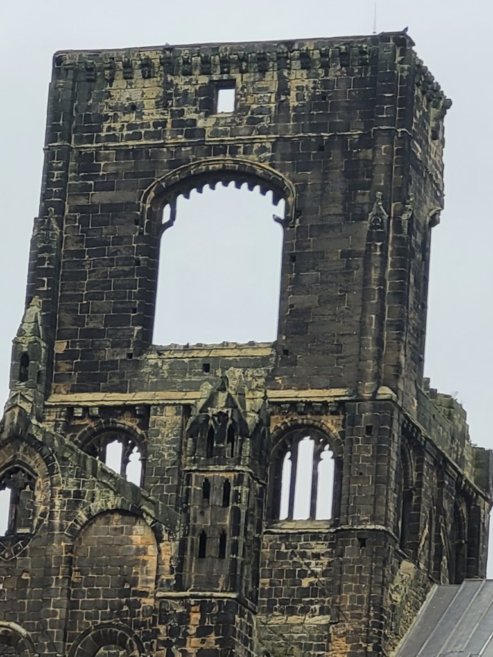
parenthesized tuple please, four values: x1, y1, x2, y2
(275, 432, 336, 521)
(84, 431, 144, 486)
(152, 183, 285, 345)
(0, 466, 36, 537)
(18, 353, 29, 383)
(449, 501, 467, 584)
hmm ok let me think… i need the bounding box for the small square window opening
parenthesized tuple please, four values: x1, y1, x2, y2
(216, 86, 236, 113)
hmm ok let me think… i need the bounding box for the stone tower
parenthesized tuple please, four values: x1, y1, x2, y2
(0, 32, 491, 657)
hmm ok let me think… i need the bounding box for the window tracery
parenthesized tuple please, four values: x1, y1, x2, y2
(84, 431, 143, 486)
(271, 429, 339, 521)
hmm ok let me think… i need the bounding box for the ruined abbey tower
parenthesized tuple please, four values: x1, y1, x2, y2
(0, 31, 491, 657)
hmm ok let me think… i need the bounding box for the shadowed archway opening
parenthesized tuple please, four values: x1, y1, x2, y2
(153, 183, 284, 345)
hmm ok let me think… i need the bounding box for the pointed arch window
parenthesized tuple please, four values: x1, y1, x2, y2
(0, 466, 36, 537)
(222, 480, 231, 507)
(202, 478, 211, 503)
(396, 444, 414, 554)
(18, 353, 29, 383)
(152, 183, 285, 345)
(227, 423, 236, 457)
(84, 430, 144, 486)
(218, 531, 227, 559)
(271, 430, 340, 521)
(206, 426, 215, 458)
(449, 501, 467, 584)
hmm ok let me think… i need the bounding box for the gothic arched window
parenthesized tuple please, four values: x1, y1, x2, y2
(202, 478, 211, 503)
(270, 430, 340, 521)
(84, 430, 144, 486)
(222, 480, 231, 507)
(152, 184, 285, 345)
(449, 501, 467, 584)
(218, 531, 227, 559)
(198, 530, 207, 558)
(396, 445, 414, 554)
(226, 423, 236, 457)
(0, 466, 36, 537)
(206, 425, 215, 458)
(18, 353, 29, 383)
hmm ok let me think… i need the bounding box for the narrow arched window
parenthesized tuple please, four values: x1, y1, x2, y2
(126, 446, 142, 486)
(218, 531, 227, 559)
(397, 445, 414, 553)
(105, 440, 123, 475)
(18, 353, 29, 382)
(198, 530, 207, 559)
(202, 478, 211, 503)
(279, 451, 292, 520)
(206, 426, 215, 458)
(222, 480, 231, 507)
(275, 432, 336, 521)
(0, 466, 36, 536)
(316, 446, 335, 519)
(449, 502, 467, 584)
(227, 423, 236, 457)
(0, 488, 12, 535)
(427, 507, 436, 576)
(153, 184, 285, 345)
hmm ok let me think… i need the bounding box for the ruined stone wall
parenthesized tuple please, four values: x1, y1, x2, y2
(21, 32, 447, 405)
(0, 31, 491, 657)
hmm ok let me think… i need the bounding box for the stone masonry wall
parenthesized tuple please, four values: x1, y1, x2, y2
(0, 31, 491, 657)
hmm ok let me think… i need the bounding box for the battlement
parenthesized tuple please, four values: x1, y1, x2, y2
(52, 32, 447, 109)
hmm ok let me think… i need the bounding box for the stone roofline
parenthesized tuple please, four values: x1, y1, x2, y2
(51, 31, 450, 120)
(53, 30, 416, 56)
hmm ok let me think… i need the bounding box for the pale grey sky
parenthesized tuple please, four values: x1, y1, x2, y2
(0, 0, 492, 556)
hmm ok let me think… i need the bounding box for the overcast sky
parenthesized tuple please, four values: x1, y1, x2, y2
(1, 0, 492, 560)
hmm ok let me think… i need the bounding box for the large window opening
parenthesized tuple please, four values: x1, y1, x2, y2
(153, 184, 284, 345)
(276, 434, 336, 521)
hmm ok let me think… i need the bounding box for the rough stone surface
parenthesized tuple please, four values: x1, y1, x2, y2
(0, 31, 491, 657)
